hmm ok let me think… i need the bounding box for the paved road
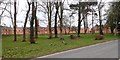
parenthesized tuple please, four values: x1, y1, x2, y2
(37, 40, 119, 58)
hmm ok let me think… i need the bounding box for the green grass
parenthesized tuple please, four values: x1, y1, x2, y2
(2, 33, 118, 58)
(0, 40, 2, 57)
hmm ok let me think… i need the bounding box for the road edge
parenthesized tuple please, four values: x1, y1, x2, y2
(37, 40, 118, 58)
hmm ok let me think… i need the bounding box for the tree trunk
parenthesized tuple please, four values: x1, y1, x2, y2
(85, 14, 88, 34)
(77, 2, 81, 37)
(54, 2, 59, 38)
(110, 27, 114, 34)
(64, 27, 67, 35)
(60, 2, 64, 40)
(83, 15, 86, 34)
(35, 19, 38, 38)
(68, 27, 70, 34)
(48, 20, 52, 39)
(98, 9, 103, 35)
(92, 9, 94, 34)
(22, 1, 31, 42)
(14, 1, 17, 41)
(30, 1, 35, 44)
(35, 2, 38, 38)
(47, 2, 52, 39)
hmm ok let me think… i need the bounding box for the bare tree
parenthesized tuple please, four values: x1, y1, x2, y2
(62, 15, 69, 34)
(0, 1, 15, 40)
(54, 1, 59, 38)
(0, 0, 14, 26)
(0, 0, 8, 39)
(47, 1, 54, 39)
(35, 2, 39, 38)
(68, 13, 75, 34)
(30, 1, 35, 44)
(22, 0, 31, 42)
(59, 1, 64, 40)
(62, 14, 75, 34)
(77, 2, 82, 37)
(98, 0, 104, 35)
(9, 0, 14, 26)
(0, 1, 13, 24)
(69, 2, 82, 37)
(0, 2, 8, 17)
(13, 0, 17, 41)
(37, 0, 54, 39)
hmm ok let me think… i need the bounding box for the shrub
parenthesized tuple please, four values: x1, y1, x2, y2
(70, 35, 78, 40)
(95, 35, 104, 40)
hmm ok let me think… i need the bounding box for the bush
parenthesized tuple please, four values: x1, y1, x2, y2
(70, 35, 78, 40)
(95, 35, 104, 40)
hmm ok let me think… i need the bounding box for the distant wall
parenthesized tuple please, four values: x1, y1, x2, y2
(1, 26, 112, 35)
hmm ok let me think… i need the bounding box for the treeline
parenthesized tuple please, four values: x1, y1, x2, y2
(0, 0, 120, 44)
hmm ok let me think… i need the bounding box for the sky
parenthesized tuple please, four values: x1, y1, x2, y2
(0, 0, 116, 28)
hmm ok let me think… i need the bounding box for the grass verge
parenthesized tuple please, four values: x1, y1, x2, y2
(2, 33, 118, 58)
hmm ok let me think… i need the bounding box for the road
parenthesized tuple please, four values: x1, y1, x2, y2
(37, 40, 119, 58)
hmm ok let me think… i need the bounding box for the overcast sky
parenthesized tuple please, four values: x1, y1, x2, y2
(0, 0, 115, 28)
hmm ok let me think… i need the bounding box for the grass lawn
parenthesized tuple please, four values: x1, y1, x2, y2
(2, 33, 118, 58)
(0, 40, 1, 57)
